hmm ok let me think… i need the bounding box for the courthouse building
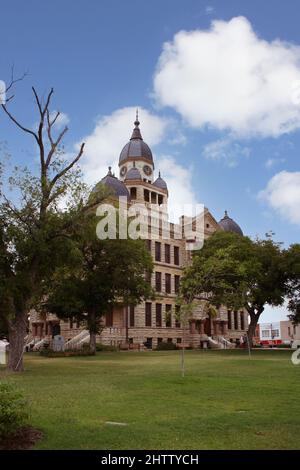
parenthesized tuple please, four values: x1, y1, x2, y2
(29, 116, 248, 350)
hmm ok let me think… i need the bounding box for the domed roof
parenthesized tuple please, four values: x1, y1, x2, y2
(219, 211, 243, 236)
(153, 171, 168, 190)
(92, 167, 130, 199)
(125, 164, 142, 181)
(119, 112, 154, 165)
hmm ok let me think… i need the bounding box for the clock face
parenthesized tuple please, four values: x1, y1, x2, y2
(120, 166, 127, 177)
(143, 165, 152, 176)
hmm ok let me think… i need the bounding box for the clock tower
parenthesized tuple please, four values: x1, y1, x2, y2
(119, 111, 155, 183)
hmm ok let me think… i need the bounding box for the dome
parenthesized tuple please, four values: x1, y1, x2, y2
(153, 172, 168, 190)
(119, 114, 154, 165)
(92, 167, 130, 199)
(125, 165, 142, 181)
(219, 211, 243, 236)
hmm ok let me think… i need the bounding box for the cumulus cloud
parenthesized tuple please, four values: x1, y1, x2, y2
(156, 156, 201, 222)
(50, 111, 70, 129)
(203, 137, 250, 167)
(259, 171, 300, 225)
(78, 107, 169, 184)
(154, 16, 300, 138)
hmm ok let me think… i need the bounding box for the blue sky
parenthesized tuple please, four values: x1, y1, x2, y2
(1, 0, 300, 322)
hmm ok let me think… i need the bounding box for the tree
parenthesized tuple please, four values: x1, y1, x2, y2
(286, 244, 300, 324)
(0, 84, 104, 371)
(45, 213, 154, 354)
(180, 231, 287, 346)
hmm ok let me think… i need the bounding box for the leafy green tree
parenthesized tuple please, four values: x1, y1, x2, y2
(45, 214, 154, 354)
(0, 85, 104, 371)
(286, 244, 300, 324)
(180, 231, 287, 345)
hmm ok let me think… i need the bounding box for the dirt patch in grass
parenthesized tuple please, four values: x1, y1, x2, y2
(0, 426, 43, 450)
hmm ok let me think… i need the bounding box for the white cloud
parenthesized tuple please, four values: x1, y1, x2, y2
(265, 157, 286, 169)
(154, 16, 300, 138)
(78, 107, 169, 184)
(259, 171, 300, 225)
(203, 137, 250, 167)
(50, 111, 70, 129)
(205, 6, 215, 15)
(156, 156, 201, 222)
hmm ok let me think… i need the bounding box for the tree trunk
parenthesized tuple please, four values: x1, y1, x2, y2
(7, 311, 27, 372)
(88, 309, 97, 355)
(247, 307, 264, 347)
(89, 331, 96, 355)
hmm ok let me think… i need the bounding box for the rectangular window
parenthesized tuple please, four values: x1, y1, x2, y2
(106, 310, 113, 327)
(177, 338, 182, 344)
(155, 272, 162, 292)
(174, 275, 180, 294)
(167, 338, 173, 343)
(145, 239, 151, 251)
(227, 310, 232, 330)
(165, 304, 172, 327)
(175, 305, 181, 328)
(240, 312, 245, 330)
(158, 194, 163, 206)
(271, 329, 279, 338)
(145, 270, 152, 284)
(156, 303, 162, 327)
(157, 337, 163, 345)
(69, 318, 73, 329)
(130, 187, 137, 200)
(151, 192, 157, 204)
(129, 306, 135, 327)
(165, 273, 171, 293)
(262, 330, 270, 338)
(234, 311, 238, 330)
(165, 244, 171, 263)
(174, 246, 180, 265)
(145, 302, 152, 327)
(144, 189, 150, 202)
(155, 242, 161, 262)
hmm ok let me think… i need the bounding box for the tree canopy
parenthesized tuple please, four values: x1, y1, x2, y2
(180, 231, 288, 344)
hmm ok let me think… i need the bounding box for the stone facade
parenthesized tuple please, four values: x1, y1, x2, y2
(28, 116, 248, 350)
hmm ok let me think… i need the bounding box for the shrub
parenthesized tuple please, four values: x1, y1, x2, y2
(0, 383, 29, 438)
(156, 341, 178, 351)
(96, 343, 118, 352)
(40, 348, 93, 358)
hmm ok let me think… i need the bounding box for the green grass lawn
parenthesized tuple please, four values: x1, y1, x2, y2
(1, 350, 300, 450)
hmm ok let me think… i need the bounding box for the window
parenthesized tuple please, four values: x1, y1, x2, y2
(129, 306, 135, 327)
(69, 318, 73, 329)
(175, 305, 181, 328)
(151, 192, 157, 204)
(145, 302, 152, 327)
(234, 311, 238, 330)
(165, 244, 171, 263)
(106, 310, 113, 327)
(158, 194, 163, 206)
(271, 329, 279, 338)
(155, 242, 161, 261)
(157, 338, 163, 345)
(240, 312, 245, 330)
(155, 272, 162, 292)
(174, 275, 180, 294)
(130, 187, 137, 199)
(262, 330, 270, 338)
(145, 239, 151, 251)
(156, 303, 162, 327)
(227, 310, 232, 330)
(145, 270, 152, 284)
(144, 189, 150, 202)
(165, 273, 171, 293)
(167, 338, 173, 343)
(288, 327, 291, 336)
(177, 338, 182, 344)
(165, 305, 172, 327)
(174, 246, 180, 265)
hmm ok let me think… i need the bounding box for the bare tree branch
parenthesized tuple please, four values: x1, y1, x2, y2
(50, 143, 85, 189)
